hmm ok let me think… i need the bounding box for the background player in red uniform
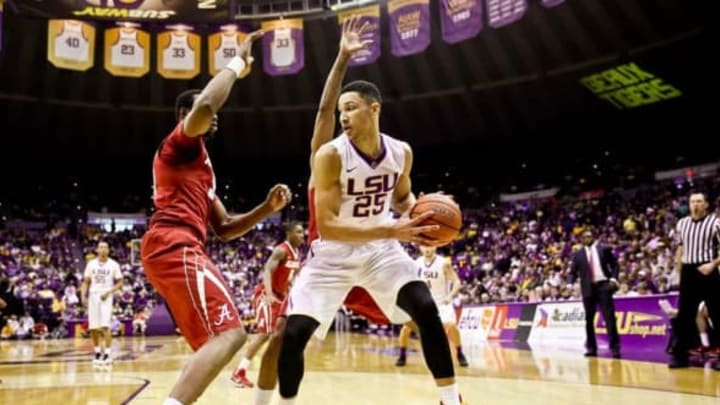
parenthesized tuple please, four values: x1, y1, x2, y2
(231, 222, 304, 388)
(141, 31, 293, 405)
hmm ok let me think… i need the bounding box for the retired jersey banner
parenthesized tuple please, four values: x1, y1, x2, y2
(47, 20, 96, 71)
(157, 24, 201, 79)
(104, 23, 150, 77)
(439, 0, 483, 44)
(261, 18, 304, 76)
(486, 0, 527, 28)
(540, 0, 565, 7)
(11, 0, 232, 23)
(388, 0, 431, 57)
(337, 5, 381, 67)
(208, 24, 247, 76)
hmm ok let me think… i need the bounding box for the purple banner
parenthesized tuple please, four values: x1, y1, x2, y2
(388, 0, 431, 57)
(540, 0, 565, 7)
(486, 0, 528, 28)
(337, 5, 381, 66)
(439, 0, 483, 44)
(595, 294, 678, 349)
(262, 18, 304, 76)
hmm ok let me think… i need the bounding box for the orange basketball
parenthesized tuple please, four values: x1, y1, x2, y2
(409, 193, 462, 246)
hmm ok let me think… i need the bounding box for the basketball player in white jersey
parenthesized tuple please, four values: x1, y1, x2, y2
(276, 21, 465, 405)
(80, 241, 123, 367)
(396, 245, 468, 367)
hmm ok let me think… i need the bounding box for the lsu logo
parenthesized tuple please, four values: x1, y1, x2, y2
(84, 0, 145, 8)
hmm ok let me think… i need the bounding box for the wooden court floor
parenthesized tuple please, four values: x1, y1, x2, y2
(0, 333, 718, 404)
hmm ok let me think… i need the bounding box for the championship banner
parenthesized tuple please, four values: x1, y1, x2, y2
(486, 0, 527, 28)
(11, 0, 232, 24)
(540, 0, 565, 7)
(104, 23, 150, 78)
(261, 18, 304, 76)
(388, 0, 431, 57)
(439, 0, 483, 44)
(157, 24, 201, 79)
(337, 5, 381, 67)
(208, 24, 247, 76)
(47, 20, 96, 71)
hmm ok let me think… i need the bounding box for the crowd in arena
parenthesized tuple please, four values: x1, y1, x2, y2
(1, 174, 717, 339)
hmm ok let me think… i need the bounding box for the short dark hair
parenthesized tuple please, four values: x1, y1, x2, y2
(284, 221, 303, 233)
(175, 89, 201, 121)
(341, 80, 382, 104)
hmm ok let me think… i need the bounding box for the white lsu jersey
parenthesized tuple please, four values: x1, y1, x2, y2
(417, 255, 449, 301)
(214, 32, 240, 73)
(327, 133, 406, 231)
(54, 21, 90, 62)
(163, 32, 195, 71)
(270, 27, 295, 68)
(111, 29, 144, 68)
(84, 258, 123, 294)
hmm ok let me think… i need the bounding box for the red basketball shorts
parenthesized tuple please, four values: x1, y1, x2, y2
(141, 227, 241, 351)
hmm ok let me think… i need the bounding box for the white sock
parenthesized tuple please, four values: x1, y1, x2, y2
(94, 347, 101, 354)
(253, 388, 274, 405)
(238, 357, 251, 371)
(700, 332, 710, 347)
(278, 397, 296, 405)
(104, 347, 111, 355)
(438, 383, 460, 405)
(163, 398, 183, 405)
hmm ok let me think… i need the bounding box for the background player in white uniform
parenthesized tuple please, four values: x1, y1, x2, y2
(80, 241, 123, 367)
(396, 245, 468, 367)
(276, 65, 465, 404)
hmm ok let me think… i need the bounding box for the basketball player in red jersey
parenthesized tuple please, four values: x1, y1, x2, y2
(141, 31, 293, 405)
(248, 17, 388, 405)
(231, 222, 304, 388)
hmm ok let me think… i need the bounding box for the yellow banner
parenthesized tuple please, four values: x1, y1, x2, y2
(104, 24, 150, 78)
(157, 24, 201, 80)
(47, 20, 96, 72)
(207, 24, 248, 76)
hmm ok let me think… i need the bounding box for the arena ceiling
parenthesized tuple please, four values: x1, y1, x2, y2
(0, 0, 711, 165)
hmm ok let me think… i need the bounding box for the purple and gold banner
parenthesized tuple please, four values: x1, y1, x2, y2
(12, 0, 231, 23)
(486, 0, 528, 29)
(388, 0, 431, 57)
(157, 24, 201, 80)
(337, 5, 381, 66)
(261, 18, 304, 76)
(208, 24, 247, 76)
(540, 0, 565, 7)
(439, 0, 483, 44)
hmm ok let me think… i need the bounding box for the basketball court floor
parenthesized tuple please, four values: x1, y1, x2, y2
(0, 333, 717, 404)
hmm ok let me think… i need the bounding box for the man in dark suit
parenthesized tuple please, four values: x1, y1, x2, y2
(570, 230, 621, 358)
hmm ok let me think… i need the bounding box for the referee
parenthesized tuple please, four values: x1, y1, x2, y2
(669, 192, 720, 369)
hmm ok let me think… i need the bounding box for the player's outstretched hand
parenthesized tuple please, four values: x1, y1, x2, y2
(265, 184, 292, 212)
(390, 211, 440, 245)
(237, 30, 264, 78)
(340, 14, 374, 57)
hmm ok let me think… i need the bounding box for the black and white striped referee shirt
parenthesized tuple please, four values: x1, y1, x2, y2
(676, 213, 720, 264)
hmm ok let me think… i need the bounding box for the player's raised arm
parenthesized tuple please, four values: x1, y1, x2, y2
(183, 30, 263, 137)
(310, 16, 374, 166)
(209, 184, 292, 241)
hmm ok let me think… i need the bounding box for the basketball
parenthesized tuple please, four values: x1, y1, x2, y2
(410, 193, 462, 245)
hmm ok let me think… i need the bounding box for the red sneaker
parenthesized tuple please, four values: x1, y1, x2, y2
(230, 369, 254, 388)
